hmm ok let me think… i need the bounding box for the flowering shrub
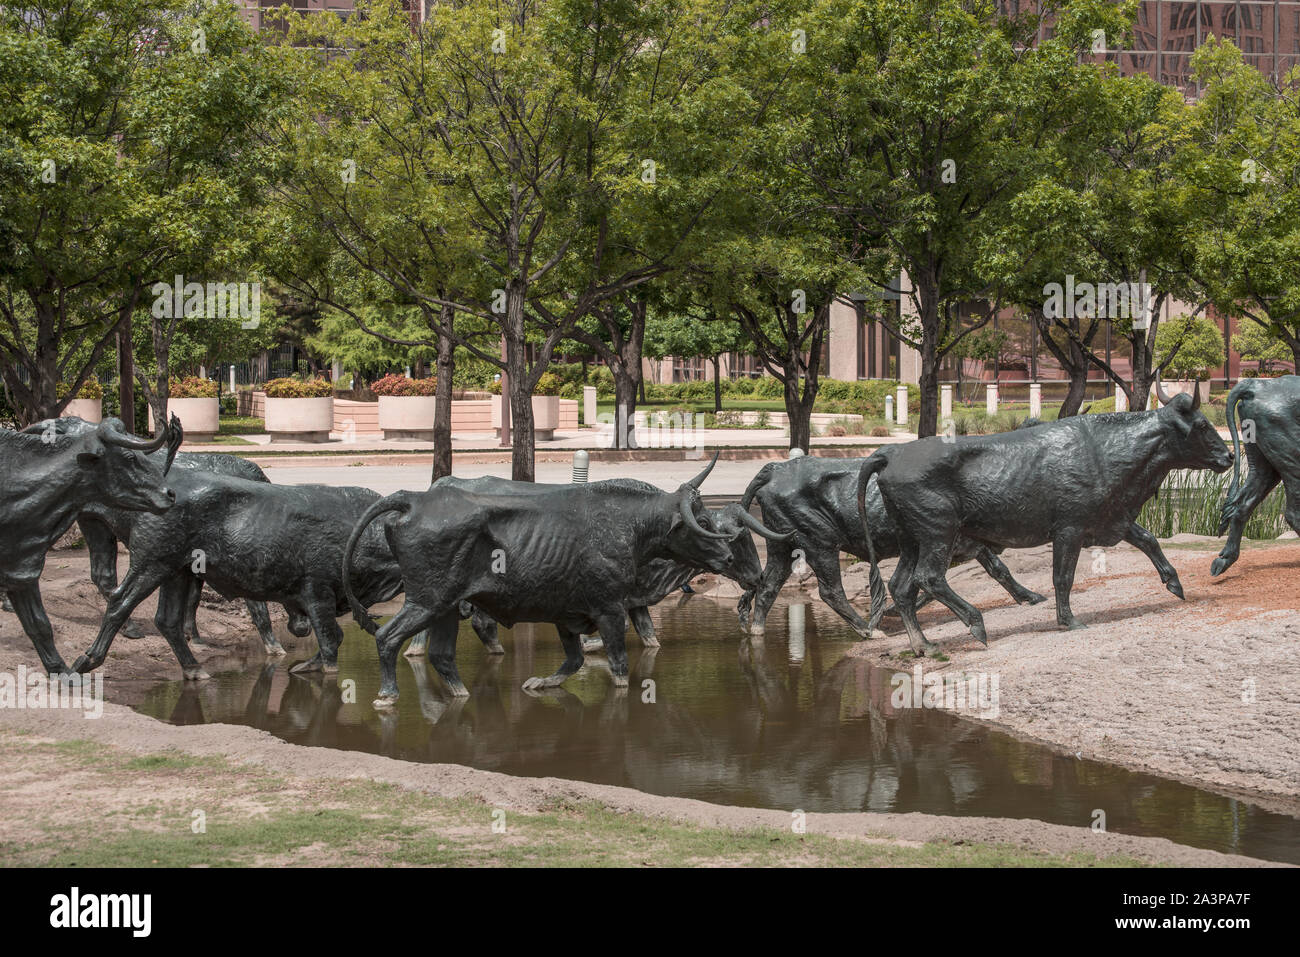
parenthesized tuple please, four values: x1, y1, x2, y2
(370, 374, 438, 397)
(169, 376, 218, 398)
(56, 375, 103, 400)
(264, 377, 334, 398)
(533, 372, 563, 396)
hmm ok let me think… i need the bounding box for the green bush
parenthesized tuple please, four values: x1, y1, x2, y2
(56, 375, 103, 400)
(264, 377, 334, 398)
(1155, 314, 1225, 380)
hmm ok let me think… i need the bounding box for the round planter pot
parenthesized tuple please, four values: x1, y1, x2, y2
(492, 395, 561, 440)
(61, 398, 102, 424)
(378, 395, 437, 441)
(1155, 380, 1211, 406)
(264, 396, 334, 443)
(150, 396, 219, 442)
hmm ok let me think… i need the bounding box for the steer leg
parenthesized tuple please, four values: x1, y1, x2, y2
(72, 568, 167, 673)
(1051, 531, 1085, 629)
(372, 600, 436, 707)
(973, 547, 1046, 605)
(424, 613, 469, 697)
(6, 584, 68, 674)
(806, 549, 873, 639)
(82, 520, 148, 640)
(1124, 523, 1184, 599)
(471, 607, 505, 654)
(243, 601, 286, 656)
(888, 541, 937, 657)
(289, 595, 345, 675)
(1212, 453, 1280, 576)
(628, 606, 658, 648)
(748, 542, 794, 637)
(523, 625, 588, 691)
(916, 544, 988, 647)
(153, 574, 209, 680)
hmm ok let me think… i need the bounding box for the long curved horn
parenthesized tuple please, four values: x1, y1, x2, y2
(1153, 373, 1174, 407)
(1188, 378, 1202, 411)
(96, 417, 169, 453)
(679, 495, 731, 540)
(735, 506, 795, 542)
(682, 451, 720, 490)
(163, 413, 184, 475)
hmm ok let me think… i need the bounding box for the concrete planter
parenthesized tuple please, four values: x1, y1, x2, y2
(265, 396, 334, 442)
(61, 398, 102, 424)
(1156, 380, 1211, 406)
(492, 395, 561, 440)
(150, 397, 219, 441)
(377, 395, 438, 441)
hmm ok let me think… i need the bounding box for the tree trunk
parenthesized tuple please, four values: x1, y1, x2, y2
(504, 284, 534, 481)
(712, 355, 723, 413)
(118, 314, 135, 433)
(785, 373, 813, 452)
(611, 368, 639, 450)
(430, 305, 455, 483)
(915, 276, 941, 438)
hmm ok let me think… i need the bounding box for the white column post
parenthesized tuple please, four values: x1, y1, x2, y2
(986, 383, 998, 416)
(940, 384, 952, 421)
(896, 385, 908, 426)
(1029, 382, 1041, 418)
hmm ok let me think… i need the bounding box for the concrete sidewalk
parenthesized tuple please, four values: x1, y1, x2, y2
(191, 426, 917, 456)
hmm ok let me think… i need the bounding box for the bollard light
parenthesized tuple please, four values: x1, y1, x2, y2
(789, 447, 805, 459)
(571, 449, 589, 483)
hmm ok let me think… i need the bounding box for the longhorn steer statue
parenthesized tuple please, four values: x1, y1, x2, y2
(343, 456, 737, 706)
(0, 417, 178, 674)
(856, 386, 1233, 656)
(17, 416, 309, 652)
(1211, 374, 1300, 576)
(400, 476, 782, 658)
(67, 474, 499, 680)
(736, 455, 1050, 639)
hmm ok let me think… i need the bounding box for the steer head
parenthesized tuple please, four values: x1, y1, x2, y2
(711, 502, 792, 590)
(1154, 379, 1233, 473)
(664, 453, 736, 571)
(71, 416, 179, 514)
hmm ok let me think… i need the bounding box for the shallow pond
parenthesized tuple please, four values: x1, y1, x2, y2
(132, 598, 1300, 864)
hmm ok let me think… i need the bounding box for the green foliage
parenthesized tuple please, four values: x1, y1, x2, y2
(532, 372, 564, 397)
(1231, 321, 1291, 374)
(264, 377, 334, 398)
(56, 375, 103, 401)
(1155, 315, 1225, 379)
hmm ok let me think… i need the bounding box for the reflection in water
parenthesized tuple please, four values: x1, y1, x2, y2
(133, 600, 1300, 864)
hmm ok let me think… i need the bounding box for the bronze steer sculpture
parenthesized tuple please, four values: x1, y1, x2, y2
(18, 416, 310, 652)
(736, 455, 1050, 639)
(67, 473, 497, 680)
(1212, 374, 1300, 576)
(343, 456, 738, 706)
(400, 477, 783, 659)
(856, 387, 1234, 656)
(0, 416, 178, 674)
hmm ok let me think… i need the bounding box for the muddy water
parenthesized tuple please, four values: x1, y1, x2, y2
(132, 599, 1300, 864)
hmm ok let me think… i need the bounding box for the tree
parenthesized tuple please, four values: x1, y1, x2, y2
(1185, 37, 1300, 370)
(1154, 313, 1224, 381)
(0, 0, 286, 427)
(794, 0, 1135, 435)
(1232, 321, 1291, 375)
(644, 306, 746, 414)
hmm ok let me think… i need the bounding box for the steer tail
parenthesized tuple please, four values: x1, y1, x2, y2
(343, 493, 412, 635)
(1219, 380, 1254, 534)
(739, 462, 776, 510)
(855, 452, 890, 633)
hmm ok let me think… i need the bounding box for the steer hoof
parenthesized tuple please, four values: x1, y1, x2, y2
(264, 641, 287, 658)
(182, 667, 211, 681)
(748, 623, 765, 638)
(484, 641, 506, 656)
(1059, 617, 1087, 631)
(70, 654, 97, 675)
(580, 637, 604, 654)
(1020, 591, 1047, 606)
(522, 675, 565, 691)
(1165, 579, 1186, 600)
(122, 620, 146, 640)
(373, 693, 399, 710)
(1210, 556, 1233, 577)
(288, 656, 323, 675)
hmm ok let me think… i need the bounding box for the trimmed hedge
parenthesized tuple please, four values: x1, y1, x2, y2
(264, 377, 334, 398)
